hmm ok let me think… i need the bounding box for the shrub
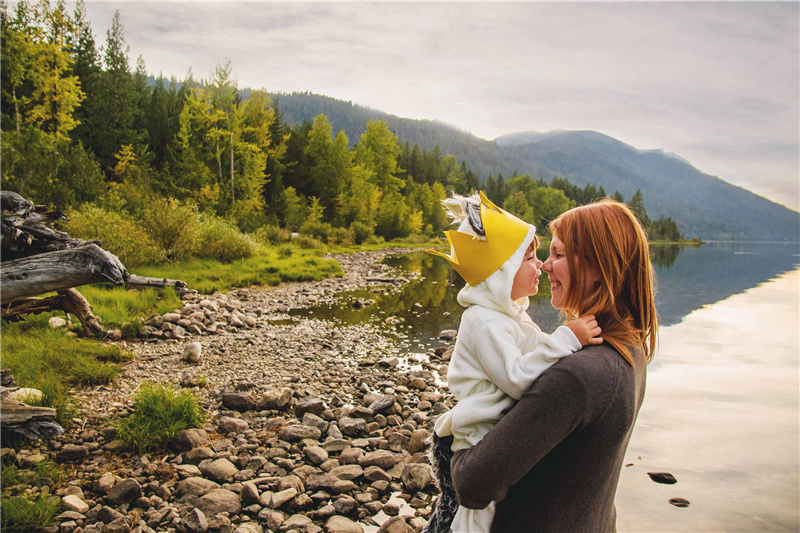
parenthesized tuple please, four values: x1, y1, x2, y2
(328, 226, 355, 246)
(293, 234, 323, 249)
(195, 213, 262, 262)
(252, 224, 292, 245)
(299, 220, 332, 242)
(115, 382, 204, 454)
(140, 198, 200, 261)
(277, 244, 294, 258)
(350, 221, 375, 245)
(64, 205, 165, 267)
(1, 494, 61, 532)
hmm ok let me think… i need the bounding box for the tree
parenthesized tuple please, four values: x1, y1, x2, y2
(307, 114, 350, 219)
(69, 0, 103, 151)
(628, 189, 649, 225)
(354, 120, 403, 194)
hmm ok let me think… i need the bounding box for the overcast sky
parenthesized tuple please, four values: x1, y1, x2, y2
(77, 1, 799, 211)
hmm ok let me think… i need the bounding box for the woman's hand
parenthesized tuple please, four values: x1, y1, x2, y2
(567, 315, 603, 346)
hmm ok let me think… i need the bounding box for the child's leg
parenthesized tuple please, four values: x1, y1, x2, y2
(424, 433, 458, 533)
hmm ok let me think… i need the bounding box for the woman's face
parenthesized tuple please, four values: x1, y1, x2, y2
(542, 234, 599, 310)
(542, 235, 571, 309)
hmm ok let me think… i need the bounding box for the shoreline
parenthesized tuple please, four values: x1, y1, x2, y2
(3, 247, 450, 533)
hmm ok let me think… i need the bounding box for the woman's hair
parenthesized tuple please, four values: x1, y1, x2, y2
(549, 199, 658, 365)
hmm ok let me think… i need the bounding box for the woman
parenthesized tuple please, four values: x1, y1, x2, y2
(450, 199, 658, 533)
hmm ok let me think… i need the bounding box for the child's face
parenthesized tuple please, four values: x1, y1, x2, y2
(510, 244, 543, 300)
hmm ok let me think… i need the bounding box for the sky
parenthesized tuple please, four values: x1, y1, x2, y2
(76, 1, 799, 211)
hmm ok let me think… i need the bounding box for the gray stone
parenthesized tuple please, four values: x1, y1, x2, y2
(162, 313, 181, 323)
(401, 463, 433, 492)
(183, 447, 215, 465)
(233, 524, 263, 533)
(107, 478, 142, 504)
(303, 445, 329, 465)
(278, 424, 322, 442)
(102, 517, 130, 533)
(281, 514, 314, 531)
(322, 439, 351, 453)
(271, 487, 298, 508)
(363, 466, 391, 482)
(438, 329, 458, 341)
(332, 495, 358, 515)
(258, 388, 292, 410)
(97, 506, 124, 524)
(56, 444, 89, 463)
(367, 395, 396, 414)
(359, 451, 404, 471)
(175, 477, 220, 497)
(173, 428, 209, 451)
(407, 430, 430, 455)
(218, 416, 249, 434)
(329, 464, 363, 481)
(94, 473, 116, 495)
(338, 417, 368, 438)
(295, 396, 326, 418)
(181, 508, 208, 533)
(304, 472, 340, 491)
(222, 392, 257, 412)
(183, 342, 202, 363)
(241, 481, 261, 505)
(376, 516, 414, 533)
(324, 515, 364, 533)
(61, 495, 88, 514)
(199, 458, 239, 483)
(195, 489, 241, 516)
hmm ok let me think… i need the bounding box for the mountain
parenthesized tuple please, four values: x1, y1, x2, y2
(265, 91, 799, 241)
(495, 130, 799, 241)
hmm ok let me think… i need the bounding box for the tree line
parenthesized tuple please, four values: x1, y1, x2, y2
(1, 0, 681, 255)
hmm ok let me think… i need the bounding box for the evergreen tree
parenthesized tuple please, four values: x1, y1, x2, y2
(629, 188, 650, 225)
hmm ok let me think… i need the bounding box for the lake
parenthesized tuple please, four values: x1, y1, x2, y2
(296, 242, 800, 531)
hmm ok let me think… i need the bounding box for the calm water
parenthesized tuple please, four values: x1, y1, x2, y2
(297, 242, 800, 531)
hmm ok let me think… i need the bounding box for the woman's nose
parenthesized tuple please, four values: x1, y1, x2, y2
(542, 257, 552, 272)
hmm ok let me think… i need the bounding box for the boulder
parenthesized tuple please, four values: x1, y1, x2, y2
(258, 388, 292, 410)
(199, 458, 239, 483)
(107, 478, 142, 504)
(221, 392, 257, 412)
(173, 428, 209, 451)
(195, 489, 241, 516)
(278, 424, 322, 442)
(181, 508, 208, 533)
(175, 477, 220, 497)
(324, 515, 364, 533)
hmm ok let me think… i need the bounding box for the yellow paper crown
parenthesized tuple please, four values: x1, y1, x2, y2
(427, 191, 532, 286)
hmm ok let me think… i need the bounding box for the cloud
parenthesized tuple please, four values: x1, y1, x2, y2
(80, 1, 799, 210)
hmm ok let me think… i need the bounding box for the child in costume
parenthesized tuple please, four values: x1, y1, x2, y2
(424, 192, 602, 533)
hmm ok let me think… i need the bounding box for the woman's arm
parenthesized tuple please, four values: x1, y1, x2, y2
(451, 357, 591, 508)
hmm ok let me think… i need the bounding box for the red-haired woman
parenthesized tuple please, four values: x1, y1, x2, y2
(451, 199, 658, 532)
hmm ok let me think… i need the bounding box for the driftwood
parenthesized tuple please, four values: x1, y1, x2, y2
(0, 371, 64, 441)
(1, 288, 104, 335)
(126, 274, 195, 295)
(1, 244, 126, 304)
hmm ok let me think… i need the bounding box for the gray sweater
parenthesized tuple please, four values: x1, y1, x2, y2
(451, 343, 646, 533)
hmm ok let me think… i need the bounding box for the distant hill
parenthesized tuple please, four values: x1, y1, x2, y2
(263, 91, 799, 242)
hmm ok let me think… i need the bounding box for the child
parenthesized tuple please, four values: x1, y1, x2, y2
(424, 192, 602, 533)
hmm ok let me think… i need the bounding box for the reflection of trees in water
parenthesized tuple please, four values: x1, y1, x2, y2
(651, 245, 681, 269)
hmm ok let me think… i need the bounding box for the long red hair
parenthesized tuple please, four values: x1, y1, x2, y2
(549, 199, 658, 365)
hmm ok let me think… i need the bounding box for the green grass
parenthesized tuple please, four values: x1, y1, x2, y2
(1, 319, 132, 424)
(133, 247, 344, 294)
(1, 493, 61, 532)
(79, 285, 183, 335)
(1, 461, 65, 488)
(115, 382, 205, 454)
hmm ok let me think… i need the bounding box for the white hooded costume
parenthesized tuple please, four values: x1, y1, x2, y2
(433, 210, 581, 533)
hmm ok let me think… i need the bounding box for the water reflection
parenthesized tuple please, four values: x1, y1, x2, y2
(616, 269, 800, 531)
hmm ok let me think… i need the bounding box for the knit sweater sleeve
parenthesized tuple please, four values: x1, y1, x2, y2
(451, 353, 600, 508)
(474, 320, 582, 400)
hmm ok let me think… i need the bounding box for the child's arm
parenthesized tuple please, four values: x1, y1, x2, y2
(566, 315, 603, 347)
(475, 320, 583, 400)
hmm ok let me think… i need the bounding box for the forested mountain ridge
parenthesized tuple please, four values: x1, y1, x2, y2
(272, 92, 799, 241)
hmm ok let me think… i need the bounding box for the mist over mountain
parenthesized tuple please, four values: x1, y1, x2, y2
(268, 91, 799, 242)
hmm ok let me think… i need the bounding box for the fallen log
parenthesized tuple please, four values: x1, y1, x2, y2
(1, 244, 126, 304)
(126, 274, 196, 295)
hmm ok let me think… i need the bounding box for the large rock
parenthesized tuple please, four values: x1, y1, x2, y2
(338, 417, 368, 438)
(107, 478, 142, 504)
(175, 477, 220, 497)
(303, 446, 328, 465)
(56, 444, 89, 463)
(329, 465, 363, 481)
(173, 428, 209, 451)
(278, 424, 322, 442)
(304, 472, 340, 491)
(359, 450, 405, 470)
(181, 508, 208, 533)
(233, 524, 263, 533)
(218, 416, 249, 434)
(183, 342, 202, 363)
(195, 489, 241, 516)
(367, 395, 396, 413)
(401, 463, 433, 492)
(199, 458, 239, 483)
(258, 388, 293, 410)
(377, 516, 415, 533)
(325, 515, 364, 533)
(221, 392, 257, 412)
(62, 495, 89, 514)
(295, 396, 326, 418)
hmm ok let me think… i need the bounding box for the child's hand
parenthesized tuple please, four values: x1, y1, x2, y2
(567, 315, 603, 347)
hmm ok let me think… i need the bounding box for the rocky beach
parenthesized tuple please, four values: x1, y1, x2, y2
(2, 248, 456, 533)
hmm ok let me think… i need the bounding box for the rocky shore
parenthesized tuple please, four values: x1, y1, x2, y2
(3, 248, 458, 533)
